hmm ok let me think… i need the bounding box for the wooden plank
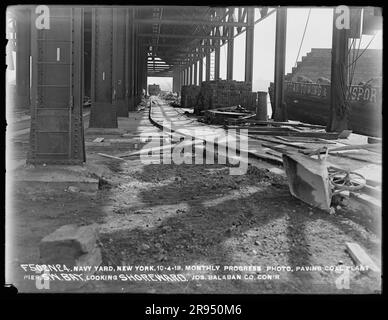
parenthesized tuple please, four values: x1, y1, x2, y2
(276, 136, 337, 144)
(329, 143, 382, 154)
(97, 153, 126, 161)
(233, 119, 326, 129)
(345, 242, 380, 273)
(349, 193, 381, 212)
(93, 137, 105, 143)
(362, 185, 382, 198)
(246, 130, 341, 140)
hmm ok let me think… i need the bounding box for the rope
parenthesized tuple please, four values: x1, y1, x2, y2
(294, 9, 312, 68)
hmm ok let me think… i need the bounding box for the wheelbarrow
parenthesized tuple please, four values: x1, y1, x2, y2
(282, 147, 366, 212)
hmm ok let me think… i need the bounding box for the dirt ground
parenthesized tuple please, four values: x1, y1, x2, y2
(7, 109, 381, 294)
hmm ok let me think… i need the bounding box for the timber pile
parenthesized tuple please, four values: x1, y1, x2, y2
(181, 85, 200, 108)
(203, 105, 254, 124)
(195, 80, 256, 115)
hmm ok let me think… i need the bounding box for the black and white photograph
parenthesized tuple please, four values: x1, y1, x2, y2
(5, 5, 382, 295)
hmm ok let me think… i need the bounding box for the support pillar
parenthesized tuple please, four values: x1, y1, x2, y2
(113, 8, 127, 117)
(214, 28, 220, 80)
(226, 10, 234, 80)
(199, 56, 203, 84)
(194, 60, 198, 85)
(28, 7, 85, 164)
(130, 9, 136, 110)
(327, 8, 350, 132)
(205, 50, 211, 81)
(273, 7, 287, 122)
(15, 7, 31, 109)
(189, 63, 193, 85)
(89, 8, 118, 128)
(245, 7, 255, 84)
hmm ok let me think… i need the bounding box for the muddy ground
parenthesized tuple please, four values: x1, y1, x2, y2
(7, 109, 381, 294)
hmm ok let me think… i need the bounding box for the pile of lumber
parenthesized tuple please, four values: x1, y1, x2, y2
(195, 80, 256, 115)
(181, 85, 200, 108)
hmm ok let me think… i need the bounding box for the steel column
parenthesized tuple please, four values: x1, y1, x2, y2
(205, 51, 211, 81)
(194, 60, 198, 85)
(189, 64, 193, 85)
(113, 8, 127, 117)
(327, 8, 350, 132)
(15, 7, 31, 109)
(214, 28, 220, 80)
(199, 57, 203, 84)
(89, 7, 118, 128)
(226, 10, 234, 80)
(129, 8, 136, 110)
(272, 7, 287, 121)
(244, 7, 255, 84)
(28, 6, 85, 164)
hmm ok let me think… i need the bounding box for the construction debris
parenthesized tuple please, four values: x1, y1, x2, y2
(282, 152, 332, 212)
(93, 137, 105, 143)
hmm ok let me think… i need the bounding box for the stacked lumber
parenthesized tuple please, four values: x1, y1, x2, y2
(181, 85, 200, 108)
(195, 80, 256, 114)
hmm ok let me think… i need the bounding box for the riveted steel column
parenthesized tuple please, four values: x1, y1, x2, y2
(28, 6, 85, 164)
(245, 7, 254, 84)
(89, 7, 118, 128)
(273, 7, 287, 122)
(214, 27, 220, 80)
(199, 56, 203, 84)
(129, 8, 136, 110)
(15, 7, 31, 110)
(113, 8, 127, 117)
(124, 8, 130, 113)
(193, 59, 198, 85)
(226, 9, 234, 80)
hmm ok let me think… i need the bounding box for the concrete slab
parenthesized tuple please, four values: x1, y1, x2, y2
(86, 128, 127, 135)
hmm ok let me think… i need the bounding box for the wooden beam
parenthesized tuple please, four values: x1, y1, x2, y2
(134, 18, 248, 27)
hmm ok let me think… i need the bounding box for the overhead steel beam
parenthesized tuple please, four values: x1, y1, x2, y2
(134, 18, 248, 27)
(143, 43, 218, 49)
(138, 33, 229, 40)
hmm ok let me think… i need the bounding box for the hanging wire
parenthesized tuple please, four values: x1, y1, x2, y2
(294, 8, 312, 68)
